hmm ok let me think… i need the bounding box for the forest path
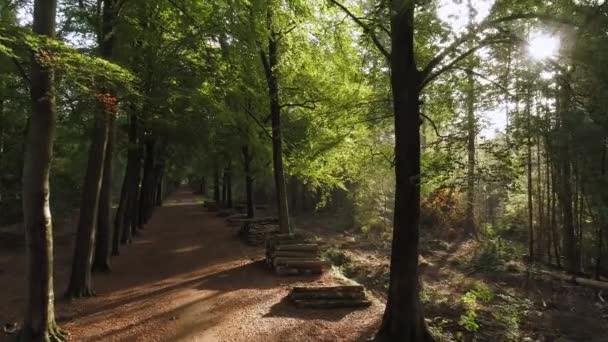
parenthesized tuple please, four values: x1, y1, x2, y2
(49, 188, 382, 341)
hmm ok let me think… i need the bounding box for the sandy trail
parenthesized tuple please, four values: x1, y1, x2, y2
(1, 189, 382, 341)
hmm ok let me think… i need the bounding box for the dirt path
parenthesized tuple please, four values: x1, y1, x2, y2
(1, 189, 382, 341)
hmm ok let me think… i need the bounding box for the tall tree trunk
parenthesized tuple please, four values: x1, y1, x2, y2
(526, 88, 535, 263)
(557, 79, 579, 274)
(138, 138, 156, 227)
(465, 69, 476, 238)
(127, 138, 144, 237)
(226, 162, 232, 208)
(20, 0, 67, 339)
(92, 112, 115, 272)
(221, 168, 227, 206)
(597, 137, 606, 279)
(67, 0, 117, 297)
(113, 112, 138, 254)
(260, 7, 290, 234)
(214, 166, 220, 204)
(242, 145, 255, 218)
(536, 136, 545, 261)
(67, 109, 109, 298)
(377, 1, 433, 340)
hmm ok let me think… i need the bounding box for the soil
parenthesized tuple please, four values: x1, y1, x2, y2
(0, 189, 383, 341)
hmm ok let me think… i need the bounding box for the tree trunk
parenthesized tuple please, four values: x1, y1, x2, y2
(557, 78, 579, 274)
(67, 109, 109, 298)
(214, 166, 220, 203)
(376, 2, 433, 341)
(92, 112, 115, 272)
(465, 69, 476, 238)
(20, 0, 67, 339)
(226, 162, 232, 208)
(526, 87, 535, 263)
(261, 8, 290, 234)
(139, 138, 156, 227)
(113, 112, 138, 253)
(243, 145, 255, 218)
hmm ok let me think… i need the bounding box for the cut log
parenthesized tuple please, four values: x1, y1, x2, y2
(291, 285, 365, 293)
(289, 291, 366, 301)
(292, 299, 372, 309)
(275, 266, 300, 276)
(272, 257, 323, 267)
(275, 266, 323, 276)
(273, 259, 330, 269)
(274, 244, 319, 252)
(269, 251, 319, 258)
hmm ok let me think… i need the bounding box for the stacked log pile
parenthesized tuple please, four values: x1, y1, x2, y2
(288, 285, 372, 308)
(239, 220, 280, 245)
(265, 235, 329, 276)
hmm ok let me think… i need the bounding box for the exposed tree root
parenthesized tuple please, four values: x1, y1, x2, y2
(17, 323, 68, 342)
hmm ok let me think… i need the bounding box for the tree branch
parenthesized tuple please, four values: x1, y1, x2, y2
(328, 0, 390, 59)
(243, 105, 273, 140)
(421, 36, 511, 89)
(421, 12, 576, 81)
(279, 100, 317, 110)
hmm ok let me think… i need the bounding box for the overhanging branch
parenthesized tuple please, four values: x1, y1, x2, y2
(421, 12, 576, 81)
(421, 36, 511, 89)
(328, 0, 390, 59)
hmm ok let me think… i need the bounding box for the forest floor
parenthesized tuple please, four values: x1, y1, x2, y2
(293, 214, 608, 341)
(0, 189, 383, 342)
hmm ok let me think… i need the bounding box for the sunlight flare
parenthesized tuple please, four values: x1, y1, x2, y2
(528, 33, 560, 60)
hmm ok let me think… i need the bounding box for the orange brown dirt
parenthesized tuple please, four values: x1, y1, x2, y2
(0, 189, 382, 341)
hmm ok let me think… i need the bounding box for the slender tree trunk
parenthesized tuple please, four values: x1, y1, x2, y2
(66, 109, 109, 298)
(127, 138, 144, 236)
(597, 138, 606, 279)
(260, 8, 290, 234)
(92, 112, 115, 272)
(214, 166, 220, 203)
(226, 162, 232, 208)
(113, 112, 138, 253)
(465, 69, 476, 238)
(20, 0, 67, 339)
(557, 79, 579, 274)
(536, 136, 545, 262)
(376, 1, 433, 340)
(138, 138, 155, 227)
(526, 88, 534, 263)
(243, 145, 255, 218)
(221, 168, 227, 206)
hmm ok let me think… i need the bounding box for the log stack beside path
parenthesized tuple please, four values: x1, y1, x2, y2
(288, 285, 372, 308)
(265, 234, 329, 276)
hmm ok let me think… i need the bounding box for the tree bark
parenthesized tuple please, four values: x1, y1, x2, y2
(214, 165, 220, 203)
(138, 138, 156, 227)
(557, 78, 579, 274)
(242, 145, 255, 218)
(92, 112, 115, 272)
(526, 87, 535, 263)
(465, 69, 476, 238)
(66, 110, 109, 298)
(113, 112, 138, 253)
(260, 6, 291, 234)
(20, 0, 67, 339)
(376, 1, 433, 341)
(226, 162, 232, 208)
